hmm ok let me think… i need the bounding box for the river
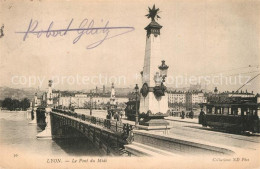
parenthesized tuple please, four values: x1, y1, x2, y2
(0, 110, 105, 157)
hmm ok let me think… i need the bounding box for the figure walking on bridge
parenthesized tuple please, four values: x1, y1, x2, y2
(199, 109, 206, 126)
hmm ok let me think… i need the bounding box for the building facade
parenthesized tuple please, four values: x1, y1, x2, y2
(186, 90, 207, 111)
(208, 88, 255, 103)
(168, 90, 207, 111)
(58, 93, 128, 109)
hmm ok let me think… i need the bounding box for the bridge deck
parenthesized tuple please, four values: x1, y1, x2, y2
(50, 109, 241, 156)
(52, 111, 121, 136)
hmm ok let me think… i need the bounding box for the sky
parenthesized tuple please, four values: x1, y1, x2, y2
(0, 0, 259, 93)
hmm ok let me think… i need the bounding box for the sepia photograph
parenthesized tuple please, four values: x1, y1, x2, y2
(0, 0, 259, 168)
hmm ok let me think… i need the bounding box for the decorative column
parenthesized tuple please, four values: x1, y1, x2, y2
(27, 101, 33, 120)
(37, 80, 53, 139)
(139, 5, 169, 127)
(109, 83, 116, 109)
(29, 93, 38, 124)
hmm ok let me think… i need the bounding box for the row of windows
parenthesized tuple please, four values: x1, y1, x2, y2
(169, 95, 185, 97)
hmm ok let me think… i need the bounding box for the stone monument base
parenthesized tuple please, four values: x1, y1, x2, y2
(36, 127, 52, 139)
(137, 124, 172, 131)
(138, 117, 171, 131)
(37, 107, 52, 139)
(29, 110, 37, 125)
(139, 115, 169, 126)
(29, 119, 37, 125)
(140, 119, 169, 126)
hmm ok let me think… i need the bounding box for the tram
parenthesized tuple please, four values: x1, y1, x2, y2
(199, 96, 260, 133)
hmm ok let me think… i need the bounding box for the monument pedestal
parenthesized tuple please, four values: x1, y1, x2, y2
(137, 124, 172, 131)
(36, 107, 52, 139)
(26, 110, 31, 120)
(36, 127, 52, 139)
(140, 117, 169, 126)
(29, 109, 37, 125)
(138, 115, 171, 131)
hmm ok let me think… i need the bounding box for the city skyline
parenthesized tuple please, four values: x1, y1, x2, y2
(1, 0, 259, 93)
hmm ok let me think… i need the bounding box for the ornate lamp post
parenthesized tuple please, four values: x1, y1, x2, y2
(158, 60, 169, 82)
(135, 84, 139, 126)
(153, 60, 169, 97)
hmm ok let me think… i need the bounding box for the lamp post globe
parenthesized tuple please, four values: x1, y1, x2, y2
(158, 60, 169, 82)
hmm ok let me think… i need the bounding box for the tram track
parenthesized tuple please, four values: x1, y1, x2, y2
(186, 125, 260, 143)
(166, 120, 260, 143)
(167, 120, 260, 150)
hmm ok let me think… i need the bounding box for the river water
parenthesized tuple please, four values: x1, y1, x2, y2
(0, 110, 104, 157)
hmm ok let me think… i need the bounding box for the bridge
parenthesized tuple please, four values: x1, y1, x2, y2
(41, 108, 134, 156)
(34, 108, 236, 157)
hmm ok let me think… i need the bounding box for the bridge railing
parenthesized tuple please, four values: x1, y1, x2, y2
(52, 108, 133, 137)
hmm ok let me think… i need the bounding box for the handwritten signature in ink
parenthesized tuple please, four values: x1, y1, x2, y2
(15, 19, 135, 49)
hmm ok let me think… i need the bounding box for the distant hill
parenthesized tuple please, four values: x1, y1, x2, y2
(0, 87, 39, 101)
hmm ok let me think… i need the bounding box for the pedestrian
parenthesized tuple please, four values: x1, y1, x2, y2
(119, 111, 123, 120)
(199, 109, 205, 126)
(122, 110, 125, 119)
(114, 112, 119, 121)
(107, 110, 112, 119)
(181, 111, 185, 119)
(190, 111, 194, 119)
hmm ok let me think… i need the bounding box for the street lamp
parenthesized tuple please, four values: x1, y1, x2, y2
(153, 60, 169, 97)
(158, 60, 169, 82)
(135, 84, 139, 126)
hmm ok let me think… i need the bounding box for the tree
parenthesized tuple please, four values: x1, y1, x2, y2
(12, 99, 20, 110)
(1, 97, 30, 111)
(2, 98, 13, 110)
(20, 98, 30, 110)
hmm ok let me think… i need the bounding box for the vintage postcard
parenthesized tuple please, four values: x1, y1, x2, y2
(0, 0, 259, 168)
